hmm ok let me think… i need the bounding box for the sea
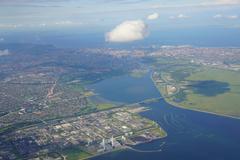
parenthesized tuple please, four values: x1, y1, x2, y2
(88, 73, 240, 160)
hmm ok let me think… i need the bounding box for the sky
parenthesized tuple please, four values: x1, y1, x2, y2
(0, 0, 240, 29)
(0, 0, 240, 45)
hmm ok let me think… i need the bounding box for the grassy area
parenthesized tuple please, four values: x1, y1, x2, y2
(63, 147, 91, 160)
(186, 68, 240, 84)
(83, 91, 95, 97)
(179, 68, 240, 117)
(152, 57, 240, 117)
(165, 68, 240, 117)
(151, 128, 167, 137)
(76, 104, 97, 116)
(96, 103, 115, 110)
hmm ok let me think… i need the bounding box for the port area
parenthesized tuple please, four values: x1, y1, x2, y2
(3, 106, 166, 160)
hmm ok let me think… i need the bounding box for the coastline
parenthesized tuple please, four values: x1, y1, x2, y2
(80, 134, 168, 160)
(73, 71, 240, 160)
(150, 72, 240, 120)
(164, 98, 240, 120)
(80, 147, 127, 160)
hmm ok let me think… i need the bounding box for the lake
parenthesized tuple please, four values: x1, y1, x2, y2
(89, 73, 240, 160)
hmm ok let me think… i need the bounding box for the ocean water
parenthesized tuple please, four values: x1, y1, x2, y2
(88, 73, 240, 160)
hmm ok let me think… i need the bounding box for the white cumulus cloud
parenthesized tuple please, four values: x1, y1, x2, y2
(105, 20, 148, 43)
(147, 13, 159, 20)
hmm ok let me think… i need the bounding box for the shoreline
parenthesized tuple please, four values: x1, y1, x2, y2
(76, 71, 239, 160)
(164, 98, 240, 120)
(150, 72, 240, 120)
(80, 134, 168, 160)
(80, 147, 127, 160)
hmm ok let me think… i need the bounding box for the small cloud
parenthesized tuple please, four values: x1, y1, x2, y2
(105, 20, 148, 43)
(213, 14, 223, 18)
(0, 49, 10, 56)
(227, 15, 238, 19)
(213, 14, 238, 19)
(147, 13, 159, 20)
(177, 14, 189, 19)
(169, 14, 190, 19)
(0, 38, 4, 42)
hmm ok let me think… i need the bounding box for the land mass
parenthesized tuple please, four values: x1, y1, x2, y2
(1, 105, 166, 160)
(151, 58, 240, 118)
(1, 43, 240, 159)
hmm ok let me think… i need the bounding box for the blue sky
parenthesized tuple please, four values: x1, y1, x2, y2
(0, 0, 240, 31)
(0, 0, 240, 47)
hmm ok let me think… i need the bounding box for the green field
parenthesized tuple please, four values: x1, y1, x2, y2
(63, 147, 91, 160)
(151, 56, 240, 118)
(165, 68, 240, 117)
(96, 103, 116, 110)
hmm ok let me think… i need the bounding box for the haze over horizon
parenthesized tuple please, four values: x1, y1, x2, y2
(0, 0, 240, 31)
(0, 0, 239, 47)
